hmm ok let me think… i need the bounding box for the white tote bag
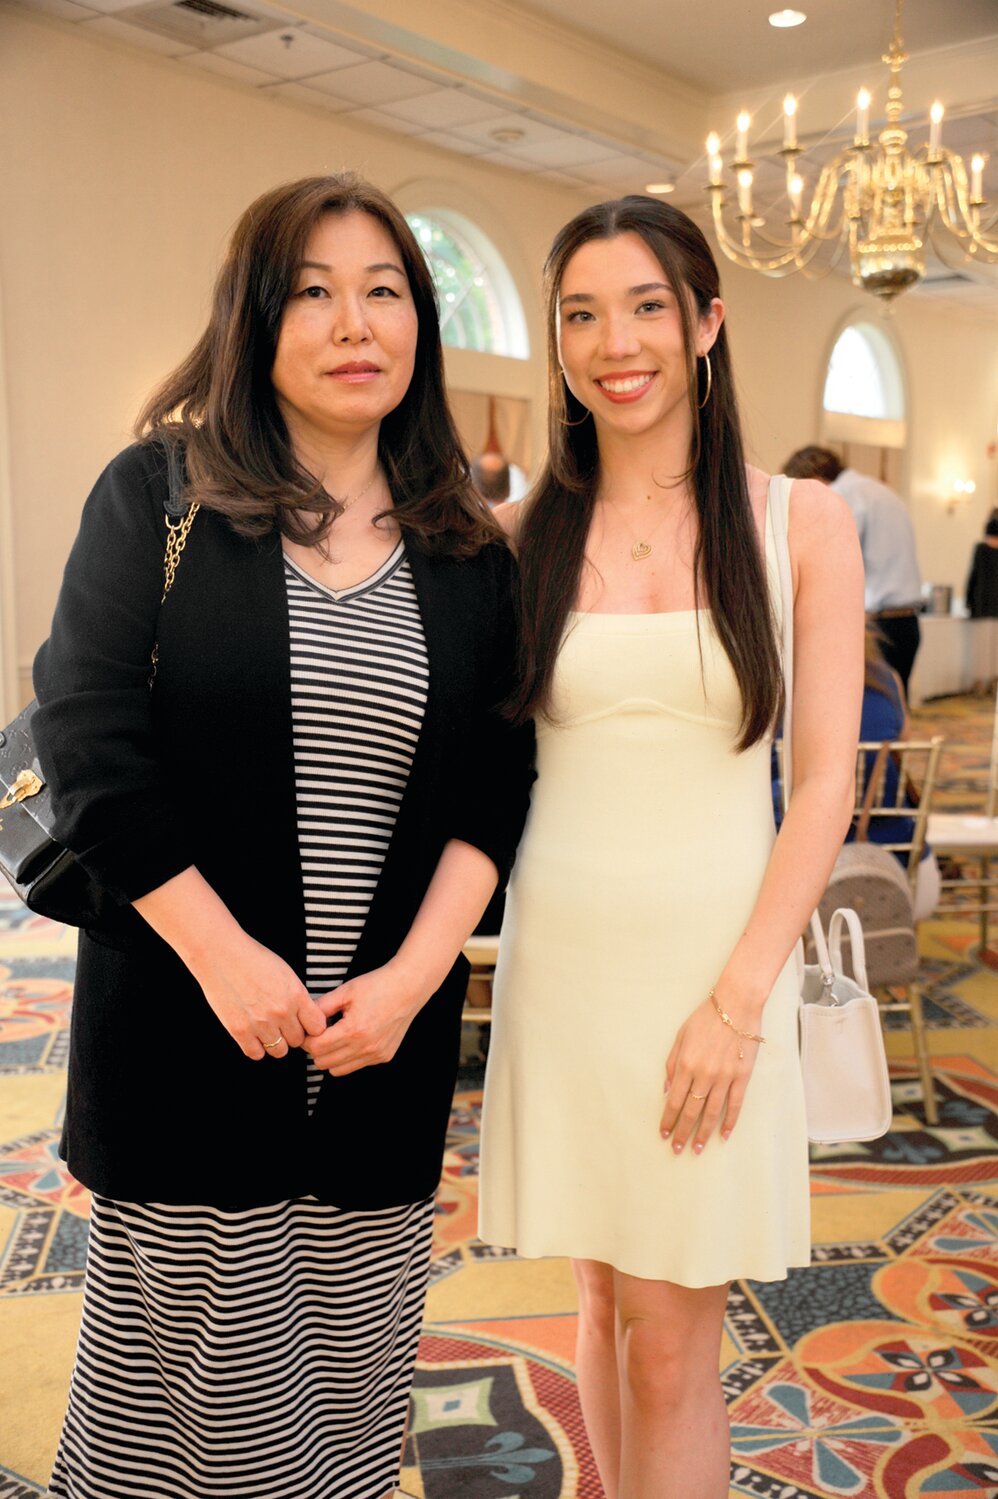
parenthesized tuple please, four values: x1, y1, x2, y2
(798, 908, 893, 1144)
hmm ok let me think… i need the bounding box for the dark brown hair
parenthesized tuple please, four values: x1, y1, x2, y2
(509, 195, 782, 750)
(784, 445, 843, 483)
(136, 173, 497, 555)
(864, 623, 895, 696)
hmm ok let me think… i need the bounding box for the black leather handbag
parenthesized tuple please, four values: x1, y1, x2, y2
(0, 700, 115, 926)
(0, 445, 197, 927)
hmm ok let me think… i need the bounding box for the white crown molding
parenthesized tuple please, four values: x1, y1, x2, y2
(456, 0, 705, 108)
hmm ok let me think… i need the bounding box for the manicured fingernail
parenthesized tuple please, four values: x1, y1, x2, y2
(672, 1141, 683, 1154)
(660, 1128, 670, 1139)
(663, 1082, 670, 1094)
(693, 1142, 704, 1155)
(721, 1130, 731, 1142)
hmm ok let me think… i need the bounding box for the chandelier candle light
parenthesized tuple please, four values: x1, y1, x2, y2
(704, 0, 998, 301)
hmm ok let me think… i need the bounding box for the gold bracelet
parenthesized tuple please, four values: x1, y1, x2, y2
(708, 989, 766, 1060)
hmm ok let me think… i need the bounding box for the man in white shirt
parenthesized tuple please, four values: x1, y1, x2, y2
(784, 446, 923, 693)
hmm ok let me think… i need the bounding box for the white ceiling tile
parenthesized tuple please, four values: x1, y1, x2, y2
(516, 134, 623, 169)
(297, 22, 385, 60)
(575, 154, 658, 186)
(14, 0, 102, 18)
(345, 106, 427, 137)
(446, 112, 562, 149)
(417, 130, 490, 156)
(390, 58, 455, 85)
(78, 15, 193, 53)
(538, 169, 594, 189)
(475, 149, 542, 174)
(213, 29, 370, 80)
(306, 60, 439, 106)
(263, 81, 353, 112)
(380, 90, 509, 130)
(184, 52, 279, 87)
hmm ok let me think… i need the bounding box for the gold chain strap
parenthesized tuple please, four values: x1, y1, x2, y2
(161, 501, 200, 604)
(150, 501, 200, 682)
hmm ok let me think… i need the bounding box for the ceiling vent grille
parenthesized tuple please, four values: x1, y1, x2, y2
(174, 0, 254, 20)
(117, 0, 284, 48)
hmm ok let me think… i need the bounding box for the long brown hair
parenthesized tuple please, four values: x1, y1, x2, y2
(136, 173, 497, 555)
(508, 195, 782, 750)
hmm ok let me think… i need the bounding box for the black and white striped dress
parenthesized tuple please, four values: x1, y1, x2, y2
(50, 541, 433, 1499)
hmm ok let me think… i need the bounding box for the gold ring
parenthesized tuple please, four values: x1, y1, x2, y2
(690, 1090, 708, 1100)
(262, 1037, 283, 1050)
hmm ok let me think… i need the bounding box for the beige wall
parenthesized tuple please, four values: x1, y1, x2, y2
(3, 4, 998, 712)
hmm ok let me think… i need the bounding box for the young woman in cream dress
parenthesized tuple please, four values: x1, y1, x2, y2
(478, 197, 864, 1499)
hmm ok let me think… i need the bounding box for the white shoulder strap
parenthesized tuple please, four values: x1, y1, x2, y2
(768, 474, 795, 807)
(769, 475, 830, 968)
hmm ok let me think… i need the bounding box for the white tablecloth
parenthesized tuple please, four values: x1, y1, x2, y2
(909, 616, 998, 705)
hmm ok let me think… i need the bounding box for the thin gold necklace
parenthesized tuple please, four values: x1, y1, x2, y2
(335, 470, 382, 512)
(601, 494, 670, 561)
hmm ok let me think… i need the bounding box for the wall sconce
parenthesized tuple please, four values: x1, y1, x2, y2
(943, 478, 976, 514)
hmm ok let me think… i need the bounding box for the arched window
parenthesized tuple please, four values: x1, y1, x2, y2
(823, 322, 905, 421)
(406, 210, 529, 359)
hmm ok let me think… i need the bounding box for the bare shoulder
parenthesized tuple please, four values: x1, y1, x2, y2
(492, 500, 524, 544)
(787, 476, 858, 552)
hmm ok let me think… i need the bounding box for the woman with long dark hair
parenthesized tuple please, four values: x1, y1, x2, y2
(478, 196, 863, 1497)
(37, 173, 533, 1499)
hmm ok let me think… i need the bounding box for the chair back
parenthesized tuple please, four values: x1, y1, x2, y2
(851, 737, 944, 895)
(794, 737, 943, 987)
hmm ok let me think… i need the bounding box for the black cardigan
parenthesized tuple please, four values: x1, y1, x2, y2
(33, 443, 534, 1209)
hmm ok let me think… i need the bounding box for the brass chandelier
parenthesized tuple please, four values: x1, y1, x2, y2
(704, 0, 998, 301)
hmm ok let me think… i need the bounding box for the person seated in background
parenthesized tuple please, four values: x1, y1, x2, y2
(966, 508, 998, 620)
(471, 447, 512, 507)
(773, 624, 940, 922)
(784, 445, 923, 696)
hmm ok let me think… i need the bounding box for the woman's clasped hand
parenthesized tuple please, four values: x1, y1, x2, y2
(192, 928, 328, 1061)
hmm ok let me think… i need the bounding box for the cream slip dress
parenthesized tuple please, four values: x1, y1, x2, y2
(478, 479, 811, 1288)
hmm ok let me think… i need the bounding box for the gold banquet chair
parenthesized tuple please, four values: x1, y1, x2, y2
(927, 684, 998, 963)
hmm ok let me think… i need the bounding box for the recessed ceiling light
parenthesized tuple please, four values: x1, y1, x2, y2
(645, 182, 675, 194)
(490, 127, 526, 144)
(769, 8, 806, 26)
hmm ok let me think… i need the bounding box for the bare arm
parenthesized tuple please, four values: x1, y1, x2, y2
(134, 868, 327, 1059)
(305, 838, 498, 1076)
(661, 480, 864, 1152)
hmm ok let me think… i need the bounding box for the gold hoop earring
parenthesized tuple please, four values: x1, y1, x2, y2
(697, 352, 712, 411)
(559, 407, 592, 427)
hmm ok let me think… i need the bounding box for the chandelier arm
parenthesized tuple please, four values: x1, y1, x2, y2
(712, 215, 845, 276)
(795, 255, 856, 286)
(931, 161, 998, 256)
(799, 155, 854, 242)
(710, 191, 837, 272)
(922, 233, 995, 277)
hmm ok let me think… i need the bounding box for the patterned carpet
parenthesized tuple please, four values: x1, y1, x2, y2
(2, 695, 997, 1499)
